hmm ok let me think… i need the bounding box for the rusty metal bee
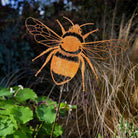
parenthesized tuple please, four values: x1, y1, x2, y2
(25, 17, 128, 91)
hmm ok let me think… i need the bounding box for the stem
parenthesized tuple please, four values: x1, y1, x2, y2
(50, 85, 64, 138)
(14, 88, 21, 97)
(34, 122, 44, 138)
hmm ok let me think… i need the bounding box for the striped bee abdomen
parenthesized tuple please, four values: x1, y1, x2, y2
(51, 51, 80, 85)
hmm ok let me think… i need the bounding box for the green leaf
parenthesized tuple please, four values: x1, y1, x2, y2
(19, 125, 33, 135)
(0, 88, 12, 97)
(46, 98, 57, 106)
(35, 96, 47, 104)
(0, 115, 17, 137)
(59, 110, 67, 117)
(133, 130, 138, 137)
(7, 125, 33, 138)
(43, 123, 63, 138)
(12, 106, 33, 124)
(60, 102, 67, 109)
(14, 87, 37, 102)
(72, 105, 77, 109)
(0, 100, 33, 124)
(7, 130, 28, 138)
(36, 104, 56, 123)
(0, 100, 14, 115)
(98, 133, 101, 138)
(36, 96, 57, 106)
(60, 103, 77, 110)
(59, 103, 77, 116)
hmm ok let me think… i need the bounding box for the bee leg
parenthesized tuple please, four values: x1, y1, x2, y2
(83, 28, 99, 39)
(81, 53, 98, 80)
(80, 55, 85, 92)
(56, 19, 65, 34)
(35, 49, 58, 77)
(32, 47, 58, 62)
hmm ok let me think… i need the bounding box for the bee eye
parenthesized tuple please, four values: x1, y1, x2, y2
(79, 29, 82, 33)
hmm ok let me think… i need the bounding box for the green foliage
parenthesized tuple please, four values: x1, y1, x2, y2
(36, 102, 57, 123)
(98, 133, 101, 138)
(117, 117, 138, 138)
(12, 86, 37, 102)
(98, 116, 138, 138)
(114, 104, 138, 138)
(0, 115, 17, 137)
(0, 88, 13, 97)
(0, 85, 76, 137)
(59, 102, 77, 117)
(42, 123, 63, 138)
(98, 120, 138, 138)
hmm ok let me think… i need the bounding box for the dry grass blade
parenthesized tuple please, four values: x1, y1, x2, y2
(60, 10, 137, 138)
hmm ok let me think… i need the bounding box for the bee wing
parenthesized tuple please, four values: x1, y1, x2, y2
(82, 39, 129, 60)
(25, 17, 62, 47)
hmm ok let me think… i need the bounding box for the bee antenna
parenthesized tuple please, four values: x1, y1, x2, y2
(63, 16, 74, 26)
(80, 23, 94, 28)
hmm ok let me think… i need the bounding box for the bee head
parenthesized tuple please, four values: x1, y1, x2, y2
(68, 24, 82, 35)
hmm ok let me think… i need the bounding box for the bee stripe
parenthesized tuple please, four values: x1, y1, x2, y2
(52, 70, 71, 83)
(60, 45, 81, 54)
(55, 51, 79, 62)
(63, 32, 83, 43)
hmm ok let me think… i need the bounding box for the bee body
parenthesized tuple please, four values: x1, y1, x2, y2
(51, 31, 83, 85)
(61, 32, 83, 53)
(51, 50, 80, 84)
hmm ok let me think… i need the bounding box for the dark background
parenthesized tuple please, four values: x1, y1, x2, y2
(0, 0, 137, 92)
